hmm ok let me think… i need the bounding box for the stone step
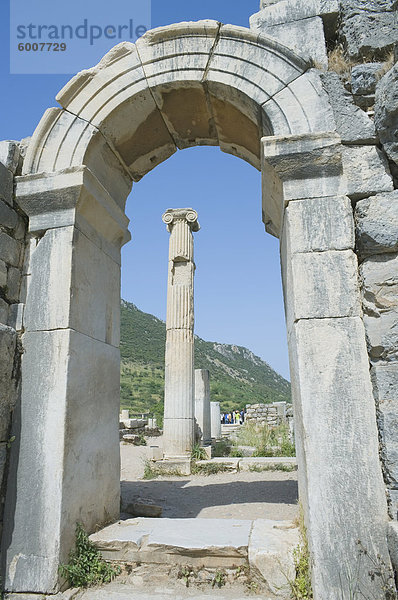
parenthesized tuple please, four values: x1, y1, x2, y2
(89, 517, 299, 598)
(89, 518, 252, 568)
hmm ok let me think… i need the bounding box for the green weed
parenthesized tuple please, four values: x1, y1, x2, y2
(191, 462, 231, 476)
(212, 569, 226, 588)
(143, 461, 159, 480)
(288, 508, 313, 599)
(59, 523, 120, 588)
(191, 443, 208, 461)
(249, 463, 296, 473)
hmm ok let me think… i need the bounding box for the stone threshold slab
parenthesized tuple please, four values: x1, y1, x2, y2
(195, 457, 297, 470)
(89, 518, 253, 567)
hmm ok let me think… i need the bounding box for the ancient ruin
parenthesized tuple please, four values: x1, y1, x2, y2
(0, 1, 397, 598)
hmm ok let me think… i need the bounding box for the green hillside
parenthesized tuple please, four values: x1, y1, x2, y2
(120, 300, 291, 422)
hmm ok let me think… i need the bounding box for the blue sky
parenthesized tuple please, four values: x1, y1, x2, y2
(0, 0, 291, 380)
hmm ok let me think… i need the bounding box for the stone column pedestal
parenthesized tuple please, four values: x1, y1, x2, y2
(210, 401, 222, 441)
(195, 369, 211, 446)
(162, 209, 200, 459)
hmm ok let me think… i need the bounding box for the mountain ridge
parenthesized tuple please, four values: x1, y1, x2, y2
(120, 300, 291, 420)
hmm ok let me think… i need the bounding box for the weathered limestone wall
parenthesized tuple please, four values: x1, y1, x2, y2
(0, 141, 26, 567)
(245, 402, 289, 426)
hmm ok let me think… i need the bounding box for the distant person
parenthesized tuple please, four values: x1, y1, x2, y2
(240, 409, 245, 424)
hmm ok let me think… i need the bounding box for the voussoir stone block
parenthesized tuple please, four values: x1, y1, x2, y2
(355, 191, 398, 257)
(342, 145, 393, 200)
(320, 72, 376, 144)
(283, 196, 354, 253)
(360, 253, 398, 362)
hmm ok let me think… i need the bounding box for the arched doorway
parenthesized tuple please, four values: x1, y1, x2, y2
(2, 21, 389, 599)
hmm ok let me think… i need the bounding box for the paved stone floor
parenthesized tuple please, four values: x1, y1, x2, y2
(74, 583, 274, 599)
(120, 440, 299, 522)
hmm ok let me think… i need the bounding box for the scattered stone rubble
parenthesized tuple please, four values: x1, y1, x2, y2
(119, 411, 161, 442)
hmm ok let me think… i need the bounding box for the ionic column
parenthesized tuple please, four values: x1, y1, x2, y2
(195, 369, 211, 446)
(162, 208, 200, 459)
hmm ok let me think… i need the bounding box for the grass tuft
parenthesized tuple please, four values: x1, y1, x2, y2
(59, 523, 120, 588)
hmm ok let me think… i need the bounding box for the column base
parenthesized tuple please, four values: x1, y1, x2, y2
(155, 458, 191, 476)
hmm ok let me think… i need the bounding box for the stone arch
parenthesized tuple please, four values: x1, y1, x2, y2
(23, 22, 334, 210)
(2, 20, 391, 600)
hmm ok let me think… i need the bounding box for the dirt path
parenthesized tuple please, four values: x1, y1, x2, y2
(120, 438, 298, 522)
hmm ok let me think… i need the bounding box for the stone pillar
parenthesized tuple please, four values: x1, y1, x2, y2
(194, 369, 211, 446)
(2, 166, 131, 594)
(210, 401, 221, 441)
(162, 208, 200, 459)
(262, 132, 391, 599)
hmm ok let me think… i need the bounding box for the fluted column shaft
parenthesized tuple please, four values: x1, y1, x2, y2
(162, 209, 200, 458)
(195, 369, 211, 445)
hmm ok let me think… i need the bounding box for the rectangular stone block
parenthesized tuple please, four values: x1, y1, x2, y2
(0, 198, 18, 230)
(355, 191, 398, 257)
(282, 248, 361, 331)
(0, 259, 7, 288)
(360, 253, 398, 362)
(257, 0, 339, 21)
(262, 132, 344, 236)
(0, 297, 9, 324)
(24, 225, 120, 346)
(248, 519, 299, 596)
(6, 266, 21, 303)
(251, 15, 328, 68)
(342, 145, 394, 200)
(0, 141, 20, 174)
(0, 442, 6, 486)
(0, 233, 21, 267)
(289, 316, 390, 597)
(8, 303, 24, 332)
(0, 324, 17, 441)
(3, 328, 120, 593)
(283, 196, 354, 253)
(320, 72, 376, 144)
(23, 226, 73, 332)
(340, 10, 396, 59)
(0, 162, 13, 207)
